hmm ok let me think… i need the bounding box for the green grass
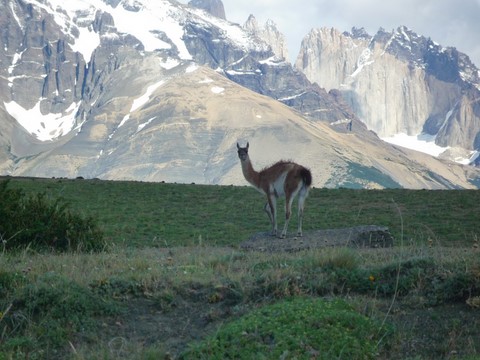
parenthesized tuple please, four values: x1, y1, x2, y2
(2, 245, 478, 359)
(1, 177, 480, 359)
(3, 177, 480, 248)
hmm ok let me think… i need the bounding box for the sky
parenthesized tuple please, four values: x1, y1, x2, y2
(214, 0, 480, 67)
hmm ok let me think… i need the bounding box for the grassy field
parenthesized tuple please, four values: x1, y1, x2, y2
(1, 177, 480, 359)
(4, 176, 480, 248)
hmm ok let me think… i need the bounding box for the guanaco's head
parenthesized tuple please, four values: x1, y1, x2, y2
(237, 142, 249, 162)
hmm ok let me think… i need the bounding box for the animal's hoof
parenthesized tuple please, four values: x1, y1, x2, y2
(280, 234, 286, 239)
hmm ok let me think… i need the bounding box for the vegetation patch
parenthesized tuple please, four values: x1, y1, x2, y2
(4, 177, 480, 248)
(0, 272, 119, 358)
(181, 297, 393, 359)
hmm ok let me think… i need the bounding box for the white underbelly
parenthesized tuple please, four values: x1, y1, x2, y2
(270, 172, 288, 197)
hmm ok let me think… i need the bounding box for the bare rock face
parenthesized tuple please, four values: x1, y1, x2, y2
(1, 1, 87, 116)
(295, 26, 480, 154)
(188, 0, 226, 20)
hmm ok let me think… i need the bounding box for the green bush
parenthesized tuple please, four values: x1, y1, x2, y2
(427, 272, 480, 305)
(181, 297, 393, 359)
(0, 180, 105, 252)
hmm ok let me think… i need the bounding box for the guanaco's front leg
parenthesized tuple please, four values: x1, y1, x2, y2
(265, 194, 277, 236)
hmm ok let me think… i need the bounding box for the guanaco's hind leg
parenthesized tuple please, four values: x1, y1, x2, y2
(281, 183, 302, 238)
(296, 187, 309, 237)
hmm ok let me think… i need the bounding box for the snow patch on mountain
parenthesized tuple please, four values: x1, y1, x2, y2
(23, 0, 101, 62)
(107, 0, 190, 56)
(136, 116, 157, 134)
(382, 133, 448, 157)
(211, 86, 224, 94)
(383, 132, 479, 166)
(4, 100, 79, 141)
(351, 48, 373, 77)
(118, 79, 166, 129)
(160, 58, 181, 70)
(199, 77, 214, 83)
(131, 80, 166, 113)
(71, 27, 100, 63)
(119, 79, 165, 132)
(187, 7, 264, 52)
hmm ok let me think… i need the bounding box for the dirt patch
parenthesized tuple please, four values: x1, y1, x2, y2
(240, 225, 394, 252)
(97, 287, 247, 358)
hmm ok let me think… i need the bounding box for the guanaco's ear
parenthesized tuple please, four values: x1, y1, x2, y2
(237, 142, 240, 149)
(246, 142, 249, 149)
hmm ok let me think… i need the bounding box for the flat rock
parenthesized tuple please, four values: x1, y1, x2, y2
(240, 225, 394, 252)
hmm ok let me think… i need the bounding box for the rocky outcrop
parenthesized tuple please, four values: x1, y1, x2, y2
(295, 26, 480, 156)
(240, 225, 394, 252)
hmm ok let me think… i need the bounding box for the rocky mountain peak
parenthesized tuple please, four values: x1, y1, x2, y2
(243, 14, 259, 32)
(344, 27, 370, 40)
(359, 26, 480, 86)
(242, 15, 289, 61)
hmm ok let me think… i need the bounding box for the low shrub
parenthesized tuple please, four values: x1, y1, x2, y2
(0, 271, 27, 299)
(90, 277, 147, 298)
(370, 257, 436, 297)
(0, 180, 105, 252)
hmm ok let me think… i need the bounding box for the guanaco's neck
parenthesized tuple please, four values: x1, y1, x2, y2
(241, 156, 261, 189)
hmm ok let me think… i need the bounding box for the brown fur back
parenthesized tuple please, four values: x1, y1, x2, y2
(259, 161, 311, 191)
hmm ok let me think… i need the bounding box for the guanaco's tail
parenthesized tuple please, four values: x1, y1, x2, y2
(300, 167, 312, 188)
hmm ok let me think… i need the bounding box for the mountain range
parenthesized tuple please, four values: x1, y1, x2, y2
(296, 26, 480, 163)
(1, 0, 479, 189)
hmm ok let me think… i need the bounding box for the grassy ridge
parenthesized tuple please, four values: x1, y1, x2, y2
(5, 177, 480, 248)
